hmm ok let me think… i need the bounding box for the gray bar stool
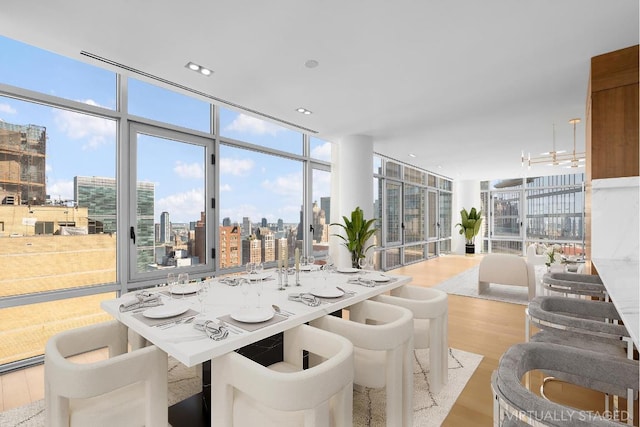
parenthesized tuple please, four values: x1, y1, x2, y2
(525, 296, 635, 423)
(541, 272, 606, 299)
(492, 342, 639, 426)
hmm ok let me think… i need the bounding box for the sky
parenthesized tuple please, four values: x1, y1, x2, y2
(0, 35, 331, 225)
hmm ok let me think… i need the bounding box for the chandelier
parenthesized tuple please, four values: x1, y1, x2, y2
(522, 118, 585, 168)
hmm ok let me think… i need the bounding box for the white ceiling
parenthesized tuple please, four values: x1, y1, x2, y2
(1, 0, 638, 181)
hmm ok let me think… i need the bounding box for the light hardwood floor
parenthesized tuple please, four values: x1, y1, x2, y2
(1, 254, 635, 425)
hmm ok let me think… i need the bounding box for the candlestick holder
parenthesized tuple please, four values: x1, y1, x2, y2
(284, 268, 289, 287)
(295, 269, 300, 286)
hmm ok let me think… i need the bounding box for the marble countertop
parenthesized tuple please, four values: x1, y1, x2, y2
(592, 258, 640, 347)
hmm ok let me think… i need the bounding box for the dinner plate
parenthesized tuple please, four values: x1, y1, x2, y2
(361, 273, 391, 282)
(241, 273, 273, 282)
(337, 267, 359, 274)
(230, 307, 275, 323)
(170, 284, 199, 295)
(142, 303, 190, 319)
(309, 287, 344, 298)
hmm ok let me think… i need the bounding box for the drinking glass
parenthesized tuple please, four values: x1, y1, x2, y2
(196, 282, 209, 314)
(358, 257, 368, 270)
(177, 273, 189, 298)
(255, 262, 264, 274)
(245, 262, 254, 275)
(307, 255, 315, 266)
(239, 279, 251, 309)
(254, 280, 263, 308)
(167, 272, 177, 298)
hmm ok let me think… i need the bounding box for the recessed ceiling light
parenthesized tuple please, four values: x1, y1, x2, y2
(296, 107, 312, 115)
(186, 61, 213, 76)
(305, 59, 319, 69)
(408, 153, 416, 158)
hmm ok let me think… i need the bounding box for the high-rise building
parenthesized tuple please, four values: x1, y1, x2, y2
(242, 217, 251, 236)
(160, 211, 170, 243)
(277, 218, 283, 232)
(222, 217, 231, 226)
(75, 176, 155, 270)
(241, 235, 262, 265)
(0, 121, 46, 205)
(256, 227, 275, 263)
(261, 217, 267, 227)
(320, 197, 331, 226)
(219, 225, 240, 268)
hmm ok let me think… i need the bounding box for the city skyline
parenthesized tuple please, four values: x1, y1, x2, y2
(0, 35, 331, 225)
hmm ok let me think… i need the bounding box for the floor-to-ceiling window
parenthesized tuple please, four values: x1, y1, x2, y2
(374, 155, 452, 270)
(0, 35, 331, 371)
(480, 174, 585, 255)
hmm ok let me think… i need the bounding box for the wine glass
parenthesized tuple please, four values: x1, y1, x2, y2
(239, 279, 251, 309)
(307, 255, 315, 266)
(167, 272, 177, 298)
(254, 280, 263, 308)
(196, 281, 209, 314)
(177, 273, 189, 298)
(245, 262, 254, 275)
(255, 262, 264, 275)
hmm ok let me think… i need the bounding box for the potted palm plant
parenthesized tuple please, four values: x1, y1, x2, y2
(331, 206, 378, 268)
(455, 207, 483, 255)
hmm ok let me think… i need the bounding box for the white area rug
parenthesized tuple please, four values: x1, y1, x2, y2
(354, 347, 482, 426)
(0, 348, 482, 427)
(434, 265, 547, 305)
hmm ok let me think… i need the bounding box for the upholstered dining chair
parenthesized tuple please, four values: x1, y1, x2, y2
(371, 285, 448, 392)
(44, 320, 168, 427)
(211, 323, 354, 427)
(492, 342, 639, 427)
(310, 299, 414, 427)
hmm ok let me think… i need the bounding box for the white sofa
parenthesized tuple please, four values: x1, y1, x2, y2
(478, 253, 536, 300)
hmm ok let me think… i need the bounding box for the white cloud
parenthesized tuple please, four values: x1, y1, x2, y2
(220, 157, 254, 176)
(156, 188, 205, 223)
(261, 171, 302, 197)
(224, 113, 283, 136)
(311, 141, 332, 161)
(0, 103, 17, 115)
(174, 161, 204, 179)
(52, 99, 115, 150)
(220, 183, 232, 192)
(47, 179, 75, 203)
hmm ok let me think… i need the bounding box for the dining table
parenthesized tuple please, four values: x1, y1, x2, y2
(101, 266, 412, 426)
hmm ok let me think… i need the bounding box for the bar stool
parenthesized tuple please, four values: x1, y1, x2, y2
(310, 299, 414, 427)
(211, 323, 354, 427)
(372, 285, 448, 392)
(541, 272, 607, 299)
(525, 296, 635, 423)
(492, 342, 639, 426)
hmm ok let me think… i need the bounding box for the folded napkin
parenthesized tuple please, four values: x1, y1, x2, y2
(119, 293, 162, 312)
(288, 293, 321, 306)
(193, 319, 229, 341)
(347, 277, 376, 287)
(220, 277, 240, 286)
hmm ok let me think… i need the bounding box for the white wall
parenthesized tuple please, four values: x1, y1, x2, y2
(330, 135, 374, 269)
(452, 179, 482, 254)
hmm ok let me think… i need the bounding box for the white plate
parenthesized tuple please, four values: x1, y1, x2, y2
(337, 267, 359, 274)
(361, 274, 391, 282)
(230, 307, 275, 323)
(300, 264, 318, 272)
(142, 303, 190, 319)
(170, 284, 199, 295)
(241, 273, 273, 282)
(309, 287, 344, 298)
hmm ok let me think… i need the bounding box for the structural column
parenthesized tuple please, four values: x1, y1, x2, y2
(330, 135, 374, 269)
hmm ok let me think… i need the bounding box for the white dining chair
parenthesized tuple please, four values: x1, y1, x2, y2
(45, 320, 168, 427)
(372, 285, 448, 392)
(211, 323, 354, 427)
(310, 299, 414, 427)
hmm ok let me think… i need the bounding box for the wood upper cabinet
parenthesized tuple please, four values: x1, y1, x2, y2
(584, 45, 638, 266)
(588, 45, 639, 180)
